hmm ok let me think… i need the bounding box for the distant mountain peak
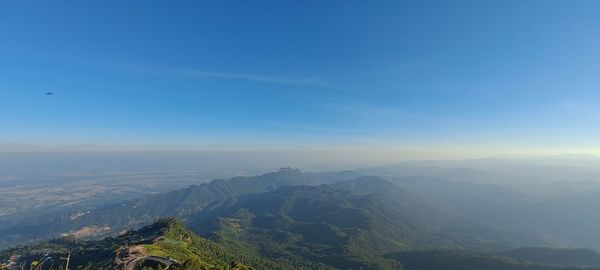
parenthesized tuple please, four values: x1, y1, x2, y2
(278, 167, 296, 172)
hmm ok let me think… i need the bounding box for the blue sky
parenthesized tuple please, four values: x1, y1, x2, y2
(1, 1, 600, 153)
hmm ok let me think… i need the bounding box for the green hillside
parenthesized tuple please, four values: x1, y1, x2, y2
(189, 177, 505, 269)
(3, 219, 598, 270)
(0, 218, 270, 270)
(193, 184, 407, 269)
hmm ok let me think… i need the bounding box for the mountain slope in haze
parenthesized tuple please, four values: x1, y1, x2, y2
(386, 175, 600, 249)
(499, 247, 600, 268)
(359, 157, 600, 187)
(382, 176, 555, 249)
(361, 158, 600, 249)
(385, 250, 600, 270)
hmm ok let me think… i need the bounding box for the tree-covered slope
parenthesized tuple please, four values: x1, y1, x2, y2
(190, 177, 460, 269)
(0, 218, 275, 270)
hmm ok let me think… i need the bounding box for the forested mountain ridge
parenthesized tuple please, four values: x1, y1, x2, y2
(191, 182, 424, 269)
(0, 169, 359, 248)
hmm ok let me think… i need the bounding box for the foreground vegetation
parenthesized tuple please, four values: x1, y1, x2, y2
(3, 217, 600, 270)
(0, 218, 260, 270)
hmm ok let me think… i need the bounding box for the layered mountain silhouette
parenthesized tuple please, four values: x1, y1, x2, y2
(2, 169, 600, 269)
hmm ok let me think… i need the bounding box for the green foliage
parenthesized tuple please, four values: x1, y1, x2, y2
(181, 257, 206, 270)
(0, 218, 270, 270)
(194, 180, 438, 269)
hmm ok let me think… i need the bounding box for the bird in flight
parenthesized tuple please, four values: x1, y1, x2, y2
(46, 92, 55, 95)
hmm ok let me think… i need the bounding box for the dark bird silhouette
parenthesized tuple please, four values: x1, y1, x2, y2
(46, 92, 55, 95)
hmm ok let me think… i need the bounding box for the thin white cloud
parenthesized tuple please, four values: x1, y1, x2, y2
(122, 63, 349, 92)
(264, 123, 367, 134)
(177, 68, 347, 91)
(322, 101, 420, 122)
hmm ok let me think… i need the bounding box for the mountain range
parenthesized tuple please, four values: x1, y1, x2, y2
(3, 167, 600, 269)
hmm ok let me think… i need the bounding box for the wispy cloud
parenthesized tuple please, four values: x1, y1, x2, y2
(264, 123, 366, 134)
(122, 63, 349, 92)
(322, 101, 420, 122)
(177, 68, 347, 91)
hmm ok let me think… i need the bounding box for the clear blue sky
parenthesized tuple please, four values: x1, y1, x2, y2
(1, 1, 600, 153)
